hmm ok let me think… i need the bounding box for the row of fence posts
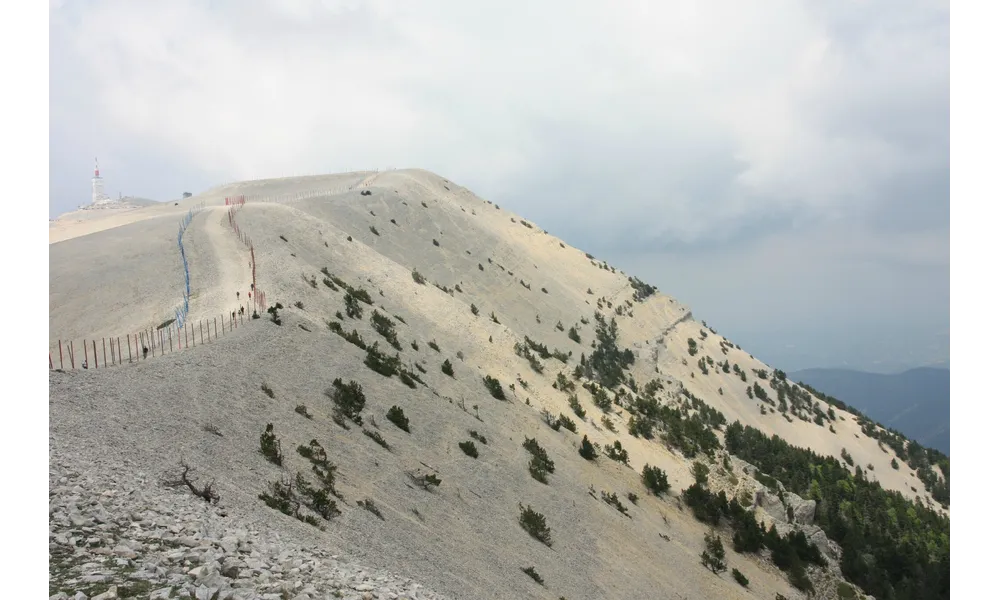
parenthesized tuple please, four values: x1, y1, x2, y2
(232, 189, 346, 205)
(49, 195, 271, 370)
(225, 195, 267, 316)
(50, 303, 258, 370)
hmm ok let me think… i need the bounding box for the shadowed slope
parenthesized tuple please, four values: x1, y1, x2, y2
(49, 213, 190, 345)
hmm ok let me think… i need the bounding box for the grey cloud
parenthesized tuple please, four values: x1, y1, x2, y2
(603, 222, 949, 372)
(49, 0, 948, 371)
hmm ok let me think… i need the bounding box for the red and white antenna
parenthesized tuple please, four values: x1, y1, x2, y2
(91, 157, 107, 205)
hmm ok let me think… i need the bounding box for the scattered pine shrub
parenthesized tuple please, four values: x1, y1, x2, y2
(642, 464, 671, 496)
(701, 532, 727, 574)
(364, 343, 402, 377)
(356, 498, 385, 520)
(326, 378, 366, 425)
(521, 566, 544, 585)
(557, 413, 577, 432)
(601, 415, 618, 432)
(483, 375, 506, 400)
(259, 423, 283, 466)
(370, 310, 402, 350)
(523, 437, 555, 484)
(363, 428, 391, 451)
(604, 440, 630, 465)
(387, 406, 410, 432)
(518, 504, 552, 547)
(459, 440, 479, 458)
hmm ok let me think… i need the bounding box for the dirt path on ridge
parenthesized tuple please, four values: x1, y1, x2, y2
(186, 207, 254, 325)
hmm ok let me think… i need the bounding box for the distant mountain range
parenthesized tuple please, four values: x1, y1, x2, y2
(790, 367, 949, 455)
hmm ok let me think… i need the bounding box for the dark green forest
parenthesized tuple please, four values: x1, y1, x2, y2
(725, 422, 949, 600)
(797, 381, 950, 505)
(681, 477, 826, 593)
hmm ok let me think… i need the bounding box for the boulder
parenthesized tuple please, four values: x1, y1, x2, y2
(792, 499, 817, 526)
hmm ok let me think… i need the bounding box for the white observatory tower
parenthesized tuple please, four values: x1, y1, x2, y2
(91, 158, 109, 205)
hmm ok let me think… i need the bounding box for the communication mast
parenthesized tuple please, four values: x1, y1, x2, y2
(91, 158, 109, 205)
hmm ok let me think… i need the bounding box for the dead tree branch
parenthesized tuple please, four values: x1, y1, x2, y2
(164, 463, 220, 504)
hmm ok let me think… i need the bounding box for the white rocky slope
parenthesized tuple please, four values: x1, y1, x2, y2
(49, 168, 936, 600)
(49, 450, 447, 600)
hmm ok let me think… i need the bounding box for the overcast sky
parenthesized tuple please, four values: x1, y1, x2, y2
(49, 0, 949, 373)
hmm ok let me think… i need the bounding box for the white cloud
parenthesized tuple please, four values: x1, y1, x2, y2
(51, 0, 948, 244)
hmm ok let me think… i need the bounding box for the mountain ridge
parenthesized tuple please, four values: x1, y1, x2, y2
(789, 367, 949, 456)
(48, 168, 949, 600)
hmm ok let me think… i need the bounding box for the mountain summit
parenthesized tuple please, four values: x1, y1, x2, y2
(49, 169, 949, 600)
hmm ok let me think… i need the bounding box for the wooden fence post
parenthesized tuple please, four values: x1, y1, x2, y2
(169, 327, 173, 352)
(84, 340, 89, 369)
(59, 340, 64, 369)
(50, 353, 53, 369)
(103, 338, 108, 368)
(128, 335, 133, 363)
(200, 321, 204, 344)
(70, 341, 75, 369)
(214, 318, 217, 340)
(93, 340, 98, 368)
(117, 337, 122, 364)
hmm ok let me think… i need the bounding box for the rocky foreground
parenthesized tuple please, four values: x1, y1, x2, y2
(48, 452, 450, 600)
